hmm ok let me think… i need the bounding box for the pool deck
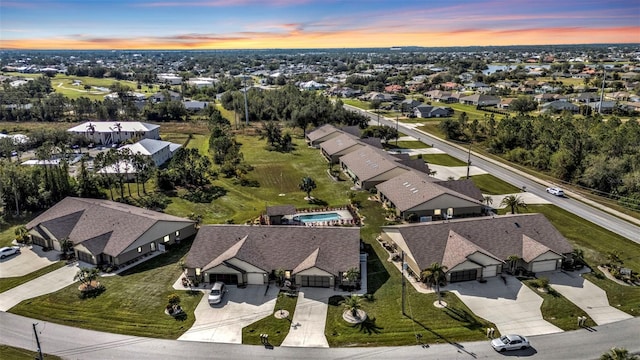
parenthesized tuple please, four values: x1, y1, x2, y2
(283, 209, 355, 226)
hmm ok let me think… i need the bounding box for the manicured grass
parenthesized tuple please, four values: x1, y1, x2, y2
(0, 262, 66, 293)
(469, 174, 522, 195)
(384, 140, 431, 149)
(242, 291, 298, 345)
(341, 98, 370, 110)
(445, 103, 507, 123)
(9, 238, 203, 339)
(584, 272, 640, 316)
(512, 205, 640, 273)
(0, 344, 62, 360)
(49, 74, 157, 101)
(422, 153, 467, 166)
(521, 280, 595, 330)
(324, 192, 496, 347)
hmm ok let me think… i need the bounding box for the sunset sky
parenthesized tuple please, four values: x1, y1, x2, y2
(1, 0, 639, 50)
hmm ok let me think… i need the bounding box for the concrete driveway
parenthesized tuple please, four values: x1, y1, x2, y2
(0, 263, 79, 311)
(281, 288, 331, 348)
(546, 270, 633, 325)
(448, 276, 562, 336)
(179, 285, 279, 344)
(0, 245, 61, 278)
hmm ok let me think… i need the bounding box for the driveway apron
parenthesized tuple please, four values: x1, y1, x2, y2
(0, 263, 79, 311)
(547, 270, 633, 325)
(179, 285, 279, 344)
(448, 277, 563, 336)
(281, 288, 330, 348)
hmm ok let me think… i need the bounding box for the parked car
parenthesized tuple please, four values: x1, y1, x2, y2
(546, 187, 565, 197)
(0, 246, 21, 259)
(208, 281, 227, 305)
(491, 334, 530, 352)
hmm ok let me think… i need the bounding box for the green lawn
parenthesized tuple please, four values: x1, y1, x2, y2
(242, 292, 298, 345)
(384, 140, 431, 149)
(521, 280, 595, 330)
(340, 98, 370, 110)
(0, 262, 66, 293)
(0, 345, 62, 360)
(445, 103, 507, 123)
(324, 192, 496, 347)
(422, 153, 468, 166)
(168, 134, 355, 225)
(469, 174, 522, 195)
(10, 238, 203, 339)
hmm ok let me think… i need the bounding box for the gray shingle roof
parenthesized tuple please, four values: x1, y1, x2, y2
(26, 197, 194, 257)
(385, 213, 572, 271)
(306, 124, 340, 143)
(320, 133, 363, 156)
(435, 179, 484, 202)
(340, 146, 409, 182)
(266, 205, 296, 216)
(376, 171, 482, 212)
(186, 225, 361, 277)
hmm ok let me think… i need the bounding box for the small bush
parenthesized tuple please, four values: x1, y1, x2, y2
(167, 293, 181, 306)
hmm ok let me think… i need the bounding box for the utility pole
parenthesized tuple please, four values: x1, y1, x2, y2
(598, 66, 606, 114)
(33, 323, 43, 360)
(401, 251, 406, 316)
(395, 115, 399, 146)
(466, 142, 472, 179)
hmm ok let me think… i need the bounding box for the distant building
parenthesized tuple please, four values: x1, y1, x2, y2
(67, 121, 160, 145)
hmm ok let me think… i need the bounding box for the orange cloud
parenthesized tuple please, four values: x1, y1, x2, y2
(2, 26, 638, 50)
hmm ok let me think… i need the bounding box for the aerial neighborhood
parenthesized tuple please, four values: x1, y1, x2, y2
(0, 44, 639, 356)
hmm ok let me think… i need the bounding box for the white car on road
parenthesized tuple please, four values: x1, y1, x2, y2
(546, 187, 565, 197)
(491, 334, 530, 352)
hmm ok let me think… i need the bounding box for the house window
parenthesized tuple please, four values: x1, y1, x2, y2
(150, 242, 156, 251)
(137, 246, 142, 253)
(163, 235, 170, 243)
(175, 231, 180, 236)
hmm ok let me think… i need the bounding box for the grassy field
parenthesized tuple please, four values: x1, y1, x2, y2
(521, 280, 595, 330)
(10, 238, 203, 339)
(340, 98, 370, 110)
(324, 192, 496, 347)
(422, 153, 468, 166)
(469, 174, 522, 195)
(242, 292, 298, 346)
(0, 262, 66, 293)
(0, 345, 62, 360)
(167, 133, 355, 225)
(446, 103, 507, 123)
(384, 140, 431, 149)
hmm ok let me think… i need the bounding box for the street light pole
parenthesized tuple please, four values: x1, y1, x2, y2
(466, 142, 472, 179)
(401, 251, 406, 316)
(33, 323, 43, 360)
(396, 115, 399, 146)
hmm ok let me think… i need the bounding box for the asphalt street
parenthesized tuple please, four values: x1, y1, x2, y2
(1, 311, 638, 360)
(347, 105, 640, 244)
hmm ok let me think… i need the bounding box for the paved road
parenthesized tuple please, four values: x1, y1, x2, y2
(347, 105, 640, 243)
(1, 311, 638, 359)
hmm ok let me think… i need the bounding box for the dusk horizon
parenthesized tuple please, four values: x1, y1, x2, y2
(1, 0, 639, 50)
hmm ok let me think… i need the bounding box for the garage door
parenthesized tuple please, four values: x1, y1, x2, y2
(482, 265, 498, 278)
(449, 269, 477, 283)
(208, 273, 239, 285)
(301, 275, 330, 288)
(531, 260, 558, 273)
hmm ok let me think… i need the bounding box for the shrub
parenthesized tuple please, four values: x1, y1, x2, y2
(167, 293, 181, 306)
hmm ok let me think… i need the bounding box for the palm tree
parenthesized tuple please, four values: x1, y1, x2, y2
(572, 248, 585, 267)
(343, 294, 363, 318)
(483, 195, 493, 207)
(507, 255, 521, 274)
(600, 347, 638, 360)
(421, 262, 448, 305)
(74, 267, 100, 291)
(500, 194, 527, 214)
(14, 225, 29, 244)
(299, 176, 317, 201)
(344, 267, 360, 287)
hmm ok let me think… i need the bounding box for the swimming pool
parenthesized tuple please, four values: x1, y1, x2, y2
(294, 212, 342, 223)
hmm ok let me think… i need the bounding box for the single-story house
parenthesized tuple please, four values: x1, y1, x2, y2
(149, 91, 182, 103)
(119, 138, 181, 167)
(379, 213, 573, 283)
(459, 94, 501, 107)
(339, 146, 411, 190)
(305, 124, 343, 147)
(587, 101, 616, 114)
(182, 100, 209, 111)
(68, 121, 160, 145)
(541, 100, 579, 113)
(320, 133, 365, 164)
(26, 197, 196, 266)
(157, 73, 182, 85)
(413, 105, 452, 118)
(184, 225, 361, 288)
(376, 171, 483, 220)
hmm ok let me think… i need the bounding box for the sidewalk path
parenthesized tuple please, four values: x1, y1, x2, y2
(0, 263, 79, 311)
